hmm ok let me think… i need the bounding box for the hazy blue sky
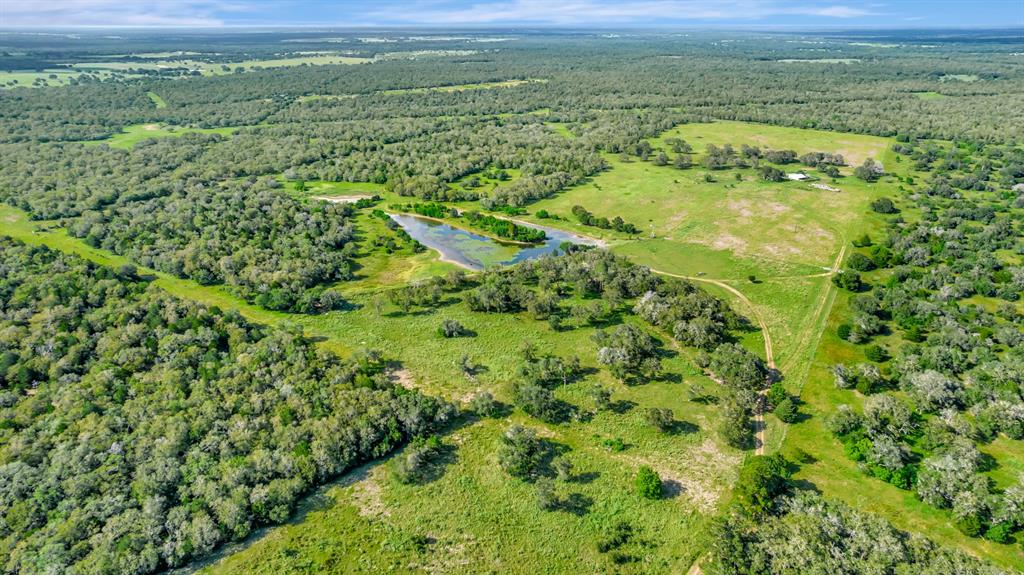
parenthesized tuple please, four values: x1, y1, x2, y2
(2, 1, 1022, 28)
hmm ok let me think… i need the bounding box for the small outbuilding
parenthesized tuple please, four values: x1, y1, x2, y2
(786, 172, 809, 181)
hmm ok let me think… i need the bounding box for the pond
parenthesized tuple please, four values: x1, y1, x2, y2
(388, 213, 600, 270)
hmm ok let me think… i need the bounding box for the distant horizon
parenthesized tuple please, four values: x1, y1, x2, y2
(2, 24, 1022, 32)
(2, 1, 1021, 29)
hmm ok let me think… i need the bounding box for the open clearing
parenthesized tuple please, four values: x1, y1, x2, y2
(3, 119, 1018, 571)
(504, 121, 1020, 569)
(0, 201, 739, 574)
(80, 123, 238, 149)
(1, 53, 372, 89)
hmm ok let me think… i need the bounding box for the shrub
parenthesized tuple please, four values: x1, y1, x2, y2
(603, 437, 626, 452)
(766, 382, 788, 408)
(643, 407, 675, 432)
(469, 391, 499, 417)
(392, 435, 444, 484)
(535, 478, 559, 510)
(832, 270, 864, 292)
(864, 345, 889, 363)
(720, 401, 752, 449)
(852, 234, 873, 247)
(837, 323, 853, 340)
(870, 197, 898, 213)
(552, 457, 574, 482)
(498, 425, 545, 479)
(439, 319, 467, 338)
(774, 399, 798, 423)
(636, 466, 662, 499)
(846, 252, 876, 271)
(514, 382, 564, 423)
(734, 454, 791, 515)
(984, 522, 1011, 543)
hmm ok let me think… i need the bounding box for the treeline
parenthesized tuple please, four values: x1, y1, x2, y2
(68, 179, 357, 313)
(826, 135, 1024, 544)
(464, 210, 547, 243)
(3, 35, 1023, 146)
(392, 202, 547, 243)
(571, 205, 639, 234)
(709, 487, 1007, 575)
(0, 239, 453, 575)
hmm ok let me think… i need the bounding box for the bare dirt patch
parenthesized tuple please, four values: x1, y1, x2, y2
(312, 195, 372, 204)
(625, 455, 730, 514)
(726, 198, 790, 219)
(710, 233, 748, 252)
(387, 366, 418, 390)
(142, 124, 160, 131)
(343, 465, 390, 518)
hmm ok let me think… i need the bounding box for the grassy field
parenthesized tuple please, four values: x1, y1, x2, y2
(516, 120, 898, 373)
(81, 123, 237, 148)
(0, 68, 112, 88)
(1, 54, 371, 89)
(913, 91, 950, 100)
(489, 121, 1019, 568)
(1, 202, 742, 575)
(147, 91, 167, 108)
(380, 79, 546, 95)
(72, 54, 371, 76)
(3, 118, 1019, 570)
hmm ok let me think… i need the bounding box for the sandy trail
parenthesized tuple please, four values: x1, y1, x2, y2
(665, 245, 848, 575)
(650, 268, 774, 456)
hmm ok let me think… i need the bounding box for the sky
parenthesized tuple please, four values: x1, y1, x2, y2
(1, 0, 1022, 29)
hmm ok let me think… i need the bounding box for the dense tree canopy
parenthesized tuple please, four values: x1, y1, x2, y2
(0, 240, 453, 574)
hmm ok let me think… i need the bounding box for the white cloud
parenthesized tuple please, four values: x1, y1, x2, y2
(0, 0, 882, 27)
(364, 1, 878, 25)
(0, 0, 249, 27)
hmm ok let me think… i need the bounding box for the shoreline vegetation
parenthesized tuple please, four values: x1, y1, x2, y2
(389, 202, 548, 245)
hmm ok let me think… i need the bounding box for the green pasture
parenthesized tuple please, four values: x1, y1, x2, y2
(380, 79, 545, 95)
(3, 119, 1018, 569)
(147, 91, 167, 108)
(80, 123, 237, 149)
(2, 202, 743, 575)
(913, 91, 950, 100)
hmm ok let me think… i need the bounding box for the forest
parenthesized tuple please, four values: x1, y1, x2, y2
(0, 26, 1022, 575)
(0, 239, 452, 574)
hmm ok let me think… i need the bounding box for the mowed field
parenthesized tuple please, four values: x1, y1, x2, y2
(520, 120, 897, 374)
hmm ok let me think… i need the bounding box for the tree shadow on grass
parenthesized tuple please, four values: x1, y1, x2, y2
(571, 471, 601, 484)
(610, 399, 637, 414)
(689, 393, 720, 405)
(660, 479, 684, 499)
(668, 419, 699, 435)
(558, 492, 594, 516)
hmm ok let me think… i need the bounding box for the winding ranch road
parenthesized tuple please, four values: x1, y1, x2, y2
(665, 246, 846, 575)
(649, 268, 775, 455)
(650, 243, 847, 457)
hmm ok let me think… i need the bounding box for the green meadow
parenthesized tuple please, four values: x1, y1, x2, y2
(3, 119, 1018, 570)
(81, 123, 238, 149)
